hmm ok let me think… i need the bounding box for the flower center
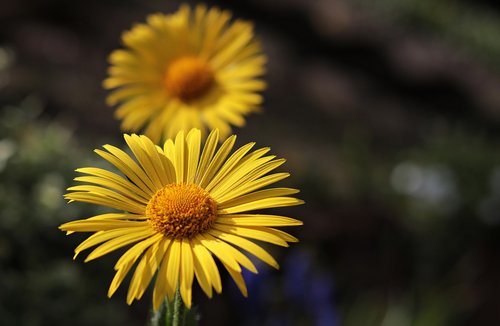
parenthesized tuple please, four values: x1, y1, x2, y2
(146, 183, 218, 238)
(164, 56, 214, 102)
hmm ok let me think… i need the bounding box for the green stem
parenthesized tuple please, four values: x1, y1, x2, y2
(149, 287, 193, 326)
(172, 287, 184, 326)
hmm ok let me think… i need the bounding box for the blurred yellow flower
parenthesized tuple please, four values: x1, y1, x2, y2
(104, 4, 267, 143)
(60, 129, 302, 309)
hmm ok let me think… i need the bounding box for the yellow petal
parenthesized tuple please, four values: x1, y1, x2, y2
(84, 227, 154, 262)
(215, 172, 290, 204)
(218, 188, 299, 209)
(208, 229, 279, 269)
(221, 262, 248, 297)
(192, 244, 213, 298)
(174, 131, 186, 183)
(95, 148, 155, 195)
(59, 219, 147, 233)
(191, 238, 222, 293)
(124, 134, 164, 190)
(220, 197, 304, 215)
(73, 227, 151, 259)
(195, 129, 219, 184)
(215, 214, 303, 227)
(67, 184, 145, 209)
(65, 191, 145, 215)
(198, 135, 237, 188)
(215, 147, 271, 183)
(210, 22, 253, 70)
(200, 8, 231, 57)
(152, 239, 174, 310)
(186, 129, 201, 183)
(127, 236, 169, 304)
(163, 139, 175, 162)
(223, 79, 266, 92)
(209, 155, 279, 200)
(106, 86, 149, 106)
(84, 213, 146, 221)
(114, 233, 164, 270)
(76, 167, 151, 200)
(126, 241, 158, 304)
(74, 176, 148, 204)
(265, 228, 299, 243)
(203, 233, 257, 273)
(180, 239, 194, 308)
(165, 240, 181, 301)
(108, 259, 135, 298)
(212, 224, 289, 247)
(138, 134, 176, 185)
(195, 234, 241, 272)
(204, 142, 255, 192)
(204, 114, 232, 141)
(102, 144, 158, 192)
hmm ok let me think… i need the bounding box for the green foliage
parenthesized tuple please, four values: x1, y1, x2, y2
(0, 98, 145, 326)
(355, 0, 500, 70)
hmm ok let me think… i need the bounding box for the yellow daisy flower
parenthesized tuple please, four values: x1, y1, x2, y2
(104, 4, 267, 143)
(60, 129, 302, 309)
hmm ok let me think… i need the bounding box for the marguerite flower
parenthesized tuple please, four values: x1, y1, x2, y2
(60, 129, 302, 309)
(104, 4, 266, 142)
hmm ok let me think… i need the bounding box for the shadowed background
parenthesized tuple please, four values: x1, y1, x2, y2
(2, 0, 500, 325)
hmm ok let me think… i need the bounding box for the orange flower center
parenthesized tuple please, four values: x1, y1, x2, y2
(146, 183, 218, 238)
(164, 56, 214, 102)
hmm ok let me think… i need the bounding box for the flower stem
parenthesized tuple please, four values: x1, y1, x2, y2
(149, 287, 194, 326)
(172, 287, 184, 326)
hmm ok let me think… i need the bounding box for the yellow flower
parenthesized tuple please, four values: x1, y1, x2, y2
(60, 129, 302, 309)
(104, 4, 267, 143)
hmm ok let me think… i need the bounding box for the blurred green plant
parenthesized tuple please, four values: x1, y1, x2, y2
(355, 0, 500, 69)
(0, 97, 145, 325)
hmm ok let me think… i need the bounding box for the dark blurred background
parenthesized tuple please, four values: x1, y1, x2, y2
(3, 0, 500, 325)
